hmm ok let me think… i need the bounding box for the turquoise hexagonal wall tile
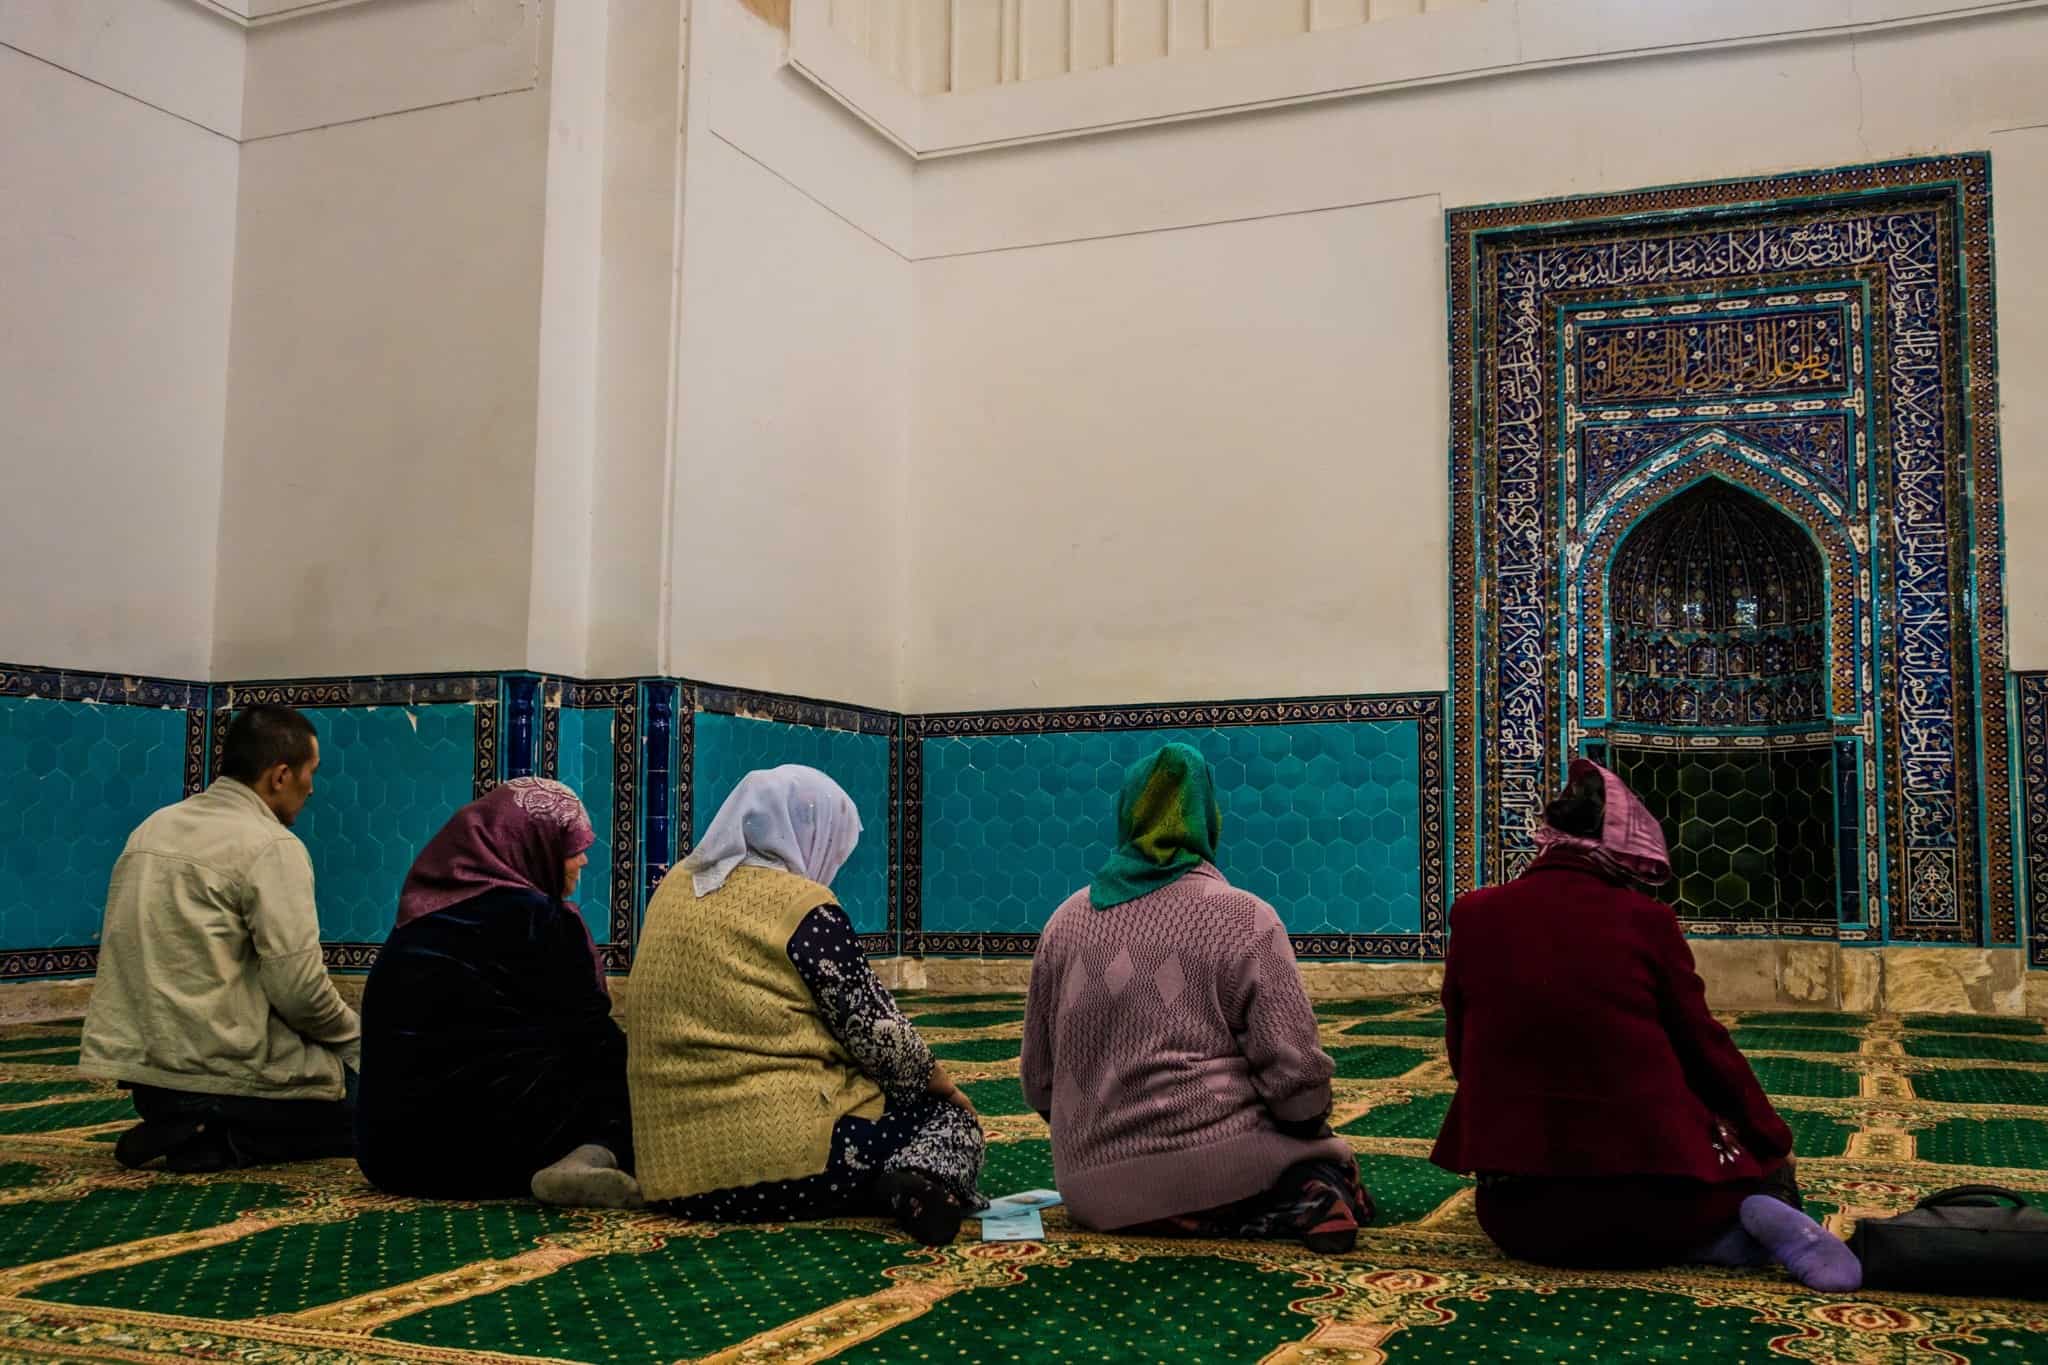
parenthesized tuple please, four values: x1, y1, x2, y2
(920, 722, 1422, 938)
(0, 696, 188, 950)
(557, 707, 617, 945)
(691, 713, 891, 935)
(292, 705, 477, 944)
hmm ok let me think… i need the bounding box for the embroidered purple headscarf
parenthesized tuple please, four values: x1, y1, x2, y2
(396, 777, 596, 927)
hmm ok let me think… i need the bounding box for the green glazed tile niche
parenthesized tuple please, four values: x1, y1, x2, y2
(1610, 744, 1836, 923)
(690, 712, 891, 936)
(293, 705, 477, 944)
(556, 708, 616, 945)
(919, 722, 1423, 938)
(0, 696, 189, 951)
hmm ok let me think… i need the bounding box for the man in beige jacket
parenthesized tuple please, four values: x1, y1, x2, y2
(82, 704, 362, 1172)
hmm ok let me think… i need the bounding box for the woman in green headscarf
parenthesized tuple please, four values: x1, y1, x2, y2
(1021, 743, 1373, 1247)
(1086, 742, 1223, 910)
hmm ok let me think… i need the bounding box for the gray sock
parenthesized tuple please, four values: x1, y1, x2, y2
(531, 1144, 643, 1209)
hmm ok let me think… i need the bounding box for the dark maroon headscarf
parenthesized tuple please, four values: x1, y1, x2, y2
(397, 778, 596, 927)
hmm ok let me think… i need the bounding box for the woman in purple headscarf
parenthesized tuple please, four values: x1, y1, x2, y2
(355, 778, 639, 1208)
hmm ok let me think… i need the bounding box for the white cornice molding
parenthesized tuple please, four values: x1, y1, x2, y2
(791, 0, 2048, 160)
(181, 0, 383, 29)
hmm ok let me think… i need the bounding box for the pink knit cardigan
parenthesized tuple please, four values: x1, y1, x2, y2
(1021, 864, 1354, 1230)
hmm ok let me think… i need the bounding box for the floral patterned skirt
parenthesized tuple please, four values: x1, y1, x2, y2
(659, 1097, 985, 1223)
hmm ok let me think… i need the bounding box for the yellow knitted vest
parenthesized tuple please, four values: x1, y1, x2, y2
(627, 866, 885, 1202)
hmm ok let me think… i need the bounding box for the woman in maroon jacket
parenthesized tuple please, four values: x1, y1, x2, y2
(1430, 760, 1859, 1290)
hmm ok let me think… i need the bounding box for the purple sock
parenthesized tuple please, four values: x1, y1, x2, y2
(1691, 1221, 1771, 1268)
(1740, 1194, 1862, 1292)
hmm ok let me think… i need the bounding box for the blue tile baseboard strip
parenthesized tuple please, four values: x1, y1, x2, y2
(690, 685, 899, 956)
(214, 675, 500, 972)
(903, 694, 1449, 962)
(890, 720, 904, 962)
(643, 682, 680, 917)
(2017, 673, 2048, 968)
(562, 681, 641, 972)
(3, 664, 1462, 977)
(0, 664, 211, 980)
(17, 661, 2048, 979)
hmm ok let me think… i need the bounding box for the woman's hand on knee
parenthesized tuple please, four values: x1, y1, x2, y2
(928, 1063, 978, 1118)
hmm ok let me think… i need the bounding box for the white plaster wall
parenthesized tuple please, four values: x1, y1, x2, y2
(9, 0, 2042, 709)
(908, 7, 2048, 710)
(212, 91, 550, 679)
(823, 0, 1474, 95)
(0, 40, 238, 680)
(698, 2, 914, 252)
(0, 0, 246, 138)
(1993, 121, 2048, 673)
(916, 10, 2048, 253)
(524, 0, 613, 680)
(798, 0, 2043, 158)
(910, 196, 1447, 711)
(584, 0, 688, 679)
(238, 0, 542, 141)
(667, 0, 912, 708)
(527, 0, 689, 682)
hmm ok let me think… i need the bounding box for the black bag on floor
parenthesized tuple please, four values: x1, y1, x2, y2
(1849, 1186, 2048, 1298)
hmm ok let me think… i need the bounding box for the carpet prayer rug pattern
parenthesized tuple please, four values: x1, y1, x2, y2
(2, 999, 2047, 1362)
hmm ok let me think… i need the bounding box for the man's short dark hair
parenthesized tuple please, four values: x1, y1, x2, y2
(220, 705, 318, 783)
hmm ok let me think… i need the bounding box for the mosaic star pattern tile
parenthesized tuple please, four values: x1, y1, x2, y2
(5, 1005, 2048, 1362)
(919, 722, 1423, 940)
(538, 681, 645, 964)
(556, 707, 618, 946)
(2017, 672, 2048, 964)
(291, 705, 477, 945)
(3, 666, 1469, 973)
(1613, 744, 1839, 924)
(1607, 480, 1829, 730)
(691, 712, 892, 936)
(0, 695, 190, 952)
(1448, 157, 2011, 947)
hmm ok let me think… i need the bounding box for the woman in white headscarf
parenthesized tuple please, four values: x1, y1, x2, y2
(627, 766, 985, 1245)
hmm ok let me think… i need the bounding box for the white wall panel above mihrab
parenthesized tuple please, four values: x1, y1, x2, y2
(240, 0, 541, 141)
(0, 0, 246, 138)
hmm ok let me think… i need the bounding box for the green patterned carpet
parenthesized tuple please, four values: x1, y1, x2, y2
(3, 998, 2048, 1363)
